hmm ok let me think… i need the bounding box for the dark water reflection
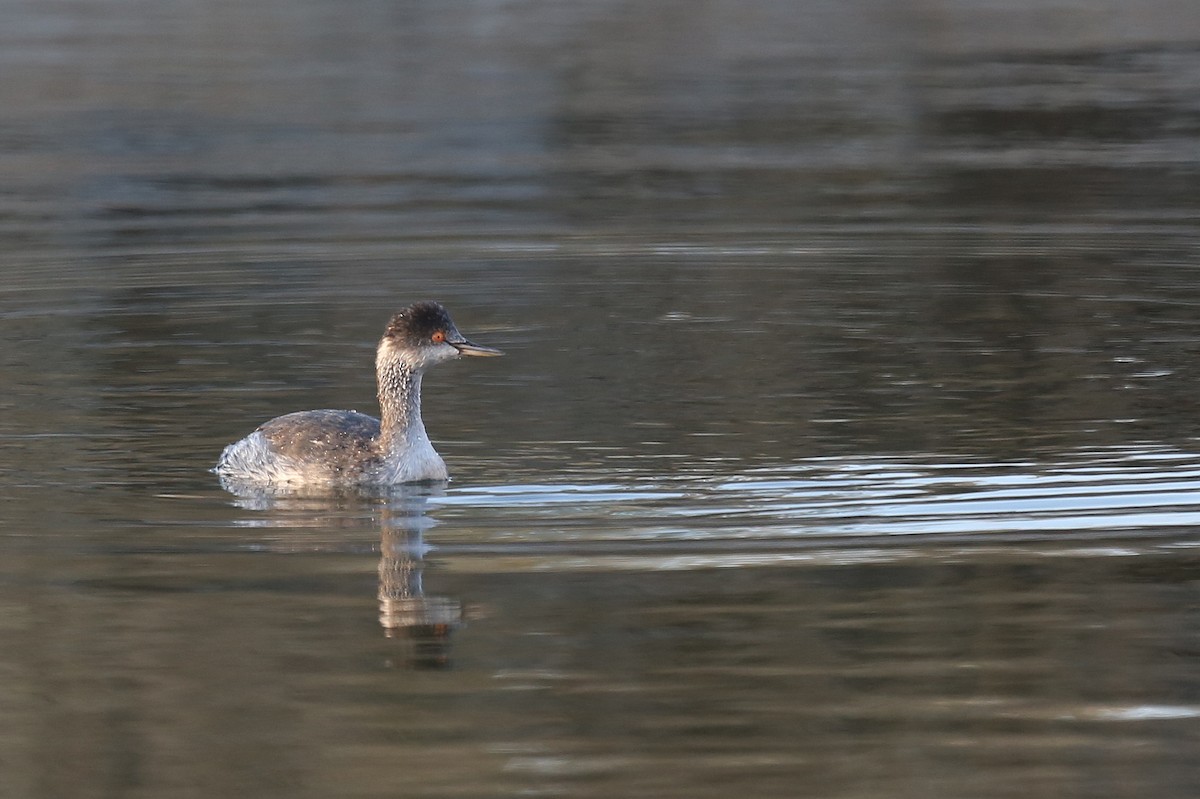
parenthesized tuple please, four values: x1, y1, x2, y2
(3, 1, 1200, 797)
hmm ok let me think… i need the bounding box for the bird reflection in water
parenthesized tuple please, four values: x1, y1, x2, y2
(223, 482, 463, 669)
(378, 500, 463, 669)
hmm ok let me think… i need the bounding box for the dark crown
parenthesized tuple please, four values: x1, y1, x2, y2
(383, 301, 455, 345)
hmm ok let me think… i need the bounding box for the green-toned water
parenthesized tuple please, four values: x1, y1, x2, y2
(3, 2, 1200, 797)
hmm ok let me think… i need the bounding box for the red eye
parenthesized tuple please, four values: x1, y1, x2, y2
(431, 330, 446, 343)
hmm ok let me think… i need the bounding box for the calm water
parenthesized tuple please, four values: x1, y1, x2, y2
(3, 2, 1200, 797)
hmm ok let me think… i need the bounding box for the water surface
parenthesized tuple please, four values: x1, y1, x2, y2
(3, 2, 1200, 797)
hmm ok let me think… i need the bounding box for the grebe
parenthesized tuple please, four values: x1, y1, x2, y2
(215, 301, 501, 489)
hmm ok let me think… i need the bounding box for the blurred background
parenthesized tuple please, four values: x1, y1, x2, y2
(2, 1, 1200, 797)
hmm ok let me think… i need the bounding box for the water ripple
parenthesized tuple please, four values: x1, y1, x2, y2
(429, 444, 1200, 563)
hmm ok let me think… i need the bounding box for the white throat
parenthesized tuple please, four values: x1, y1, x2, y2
(375, 344, 448, 482)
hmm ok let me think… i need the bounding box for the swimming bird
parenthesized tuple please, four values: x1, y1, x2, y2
(215, 301, 501, 489)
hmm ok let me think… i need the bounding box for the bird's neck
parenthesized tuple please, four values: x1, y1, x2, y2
(376, 358, 428, 453)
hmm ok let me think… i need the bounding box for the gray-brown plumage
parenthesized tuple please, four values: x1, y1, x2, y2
(215, 301, 501, 491)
